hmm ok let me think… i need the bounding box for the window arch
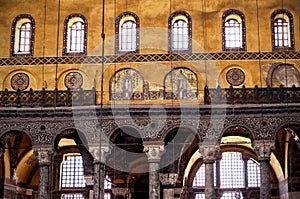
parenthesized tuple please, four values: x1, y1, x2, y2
(168, 11, 192, 53)
(192, 151, 261, 199)
(115, 12, 140, 54)
(164, 67, 198, 99)
(110, 68, 144, 100)
(10, 14, 35, 56)
(63, 14, 88, 55)
(271, 9, 294, 51)
(222, 10, 246, 51)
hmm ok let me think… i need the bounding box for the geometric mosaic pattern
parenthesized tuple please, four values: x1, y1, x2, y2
(1, 51, 299, 66)
(64, 72, 83, 89)
(10, 72, 30, 91)
(226, 68, 245, 86)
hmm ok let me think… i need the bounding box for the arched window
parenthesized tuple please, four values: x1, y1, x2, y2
(168, 11, 192, 53)
(110, 68, 144, 100)
(115, 12, 139, 54)
(222, 10, 246, 51)
(192, 152, 260, 199)
(11, 14, 35, 56)
(164, 67, 198, 99)
(63, 14, 88, 55)
(271, 9, 294, 50)
(60, 154, 86, 199)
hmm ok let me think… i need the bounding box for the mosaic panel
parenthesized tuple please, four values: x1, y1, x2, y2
(11, 72, 30, 91)
(164, 67, 198, 99)
(226, 68, 245, 86)
(64, 72, 83, 89)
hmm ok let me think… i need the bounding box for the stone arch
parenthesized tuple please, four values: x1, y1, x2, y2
(266, 62, 300, 87)
(220, 123, 255, 142)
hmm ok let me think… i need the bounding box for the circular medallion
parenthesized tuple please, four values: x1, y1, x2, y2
(11, 72, 30, 91)
(64, 72, 83, 89)
(226, 68, 245, 86)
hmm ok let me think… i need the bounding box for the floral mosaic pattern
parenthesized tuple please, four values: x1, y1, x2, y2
(226, 68, 245, 86)
(11, 72, 30, 91)
(64, 72, 83, 89)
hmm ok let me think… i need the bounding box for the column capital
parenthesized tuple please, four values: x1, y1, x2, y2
(33, 146, 53, 166)
(199, 143, 220, 163)
(252, 140, 275, 161)
(159, 173, 178, 186)
(112, 187, 129, 197)
(89, 144, 112, 163)
(143, 143, 165, 162)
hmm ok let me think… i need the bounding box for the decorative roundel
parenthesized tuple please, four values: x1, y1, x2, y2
(64, 72, 83, 89)
(226, 68, 245, 86)
(11, 72, 30, 91)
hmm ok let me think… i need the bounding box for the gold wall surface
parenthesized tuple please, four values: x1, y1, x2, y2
(0, 0, 299, 105)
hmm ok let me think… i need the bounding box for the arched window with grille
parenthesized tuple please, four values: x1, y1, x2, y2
(11, 14, 35, 56)
(168, 11, 192, 53)
(63, 14, 88, 55)
(192, 151, 261, 199)
(222, 10, 246, 51)
(115, 12, 140, 54)
(271, 9, 294, 51)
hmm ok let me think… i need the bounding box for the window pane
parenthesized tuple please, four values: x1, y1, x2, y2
(221, 192, 244, 199)
(61, 194, 84, 199)
(195, 193, 205, 199)
(274, 18, 290, 47)
(61, 155, 86, 188)
(120, 20, 136, 51)
(224, 19, 242, 49)
(220, 152, 244, 188)
(70, 22, 84, 52)
(172, 19, 188, 50)
(247, 159, 261, 187)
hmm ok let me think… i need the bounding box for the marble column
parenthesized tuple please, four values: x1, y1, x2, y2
(144, 143, 165, 199)
(89, 145, 112, 199)
(159, 173, 178, 199)
(34, 146, 53, 199)
(253, 140, 274, 199)
(199, 144, 220, 199)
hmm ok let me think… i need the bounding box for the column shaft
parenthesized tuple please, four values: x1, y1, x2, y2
(205, 162, 215, 199)
(260, 160, 271, 199)
(149, 163, 160, 199)
(93, 163, 100, 199)
(39, 165, 50, 199)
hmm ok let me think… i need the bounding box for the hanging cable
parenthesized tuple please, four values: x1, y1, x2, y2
(55, 0, 61, 89)
(42, 0, 47, 89)
(255, 0, 263, 89)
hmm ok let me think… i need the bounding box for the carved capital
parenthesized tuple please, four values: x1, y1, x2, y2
(112, 187, 129, 196)
(252, 140, 275, 161)
(89, 145, 112, 163)
(144, 143, 165, 162)
(159, 173, 178, 186)
(199, 144, 220, 163)
(33, 146, 53, 166)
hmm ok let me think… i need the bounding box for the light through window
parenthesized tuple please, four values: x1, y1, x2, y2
(274, 18, 289, 47)
(61, 194, 84, 199)
(120, 20, 137, 51)
(61, 155, 85, 188)
(224, 19, 242, 49)
(19, 22, 31, 53)
(70, 22, 84, 52)
(220, 152, 244, 188)
(172, 19, 188, 50)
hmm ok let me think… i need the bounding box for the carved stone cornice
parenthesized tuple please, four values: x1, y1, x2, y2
(33, 146, 53, 166)
(144, 143, 165, 162)
(199, 144, 220, 164)
(159, 173, 178, 186)
(252, 140, 275, 161)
